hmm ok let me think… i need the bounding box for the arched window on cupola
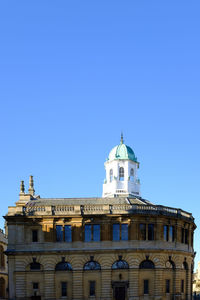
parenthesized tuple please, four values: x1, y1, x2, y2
(119, 167, 124, 181)
(110, 169, 113, 182)
(130, 168, 134, 181)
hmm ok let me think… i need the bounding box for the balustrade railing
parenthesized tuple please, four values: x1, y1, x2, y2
(22, 202, 193, 220)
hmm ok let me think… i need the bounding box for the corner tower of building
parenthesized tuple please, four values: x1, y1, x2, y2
(102, 134, 140, 197)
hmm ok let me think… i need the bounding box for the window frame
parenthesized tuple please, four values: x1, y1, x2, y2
(61, 282, 67, 297)
(84, 224, 100, 242)
(32, 230, 38, 243)
(119, 167, 124, 181)
(56, 224, 72, 242)
(112, 223, 128, 241)
(144, 279, 149, 294)
(166, 279, 170, 293)
(89, 281, 96, 296)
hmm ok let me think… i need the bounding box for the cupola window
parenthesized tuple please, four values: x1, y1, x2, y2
(130, 168, 134, 181)
(119, 167, 124, 181)
(110, 169, 113, 182)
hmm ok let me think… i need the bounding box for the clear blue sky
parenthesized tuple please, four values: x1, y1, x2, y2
(0, 1, 200, 266)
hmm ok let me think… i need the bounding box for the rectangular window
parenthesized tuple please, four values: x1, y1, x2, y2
(181, 228, 185, 243)
(148, 224, 154, 240)
(56, 225, 63, 242)
(181, 280, 184, 293)
(144, 279, 149, 294)
(169, 226, 175, 242)
(61, 282, 67, 297)
(33, 282, 39, 290)
(85, 225, 92, 242)
(139, 224, 146, 240)
(93, 225, 100, 242)
(121, 224, 128, 241)
(90, 281, 95, 296)
(185, 229, 188, 244)
(166, 279, 170, 293)
(113, 224, 120, 241)
(65, 225, 72, 242)
(164, 225, 168, 241)
(32, 230, 38, 242)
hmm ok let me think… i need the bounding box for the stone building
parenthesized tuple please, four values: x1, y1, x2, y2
(0, 228, 8, 299)
(5, 137, 196, 300)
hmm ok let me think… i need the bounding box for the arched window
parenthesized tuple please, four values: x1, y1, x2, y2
(0, 246, 4, 268)
(130, 168, 134, 181)
(83, 257, 101, 270)
(165, 260, 175, 270)
(110, 169, 113, 182)
(119, 167, 124, 181)
(139, 259, 155, 269)
(30, 258, 41, 270)
(55, 257, 72, 271)
(112, 257, 129, 269)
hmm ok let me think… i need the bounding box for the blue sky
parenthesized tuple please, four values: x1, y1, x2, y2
(0, 1, 200, 265)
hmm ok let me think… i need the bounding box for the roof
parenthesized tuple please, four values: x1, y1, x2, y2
(107, 137, 137, 162)
(25, 196, 151, 207)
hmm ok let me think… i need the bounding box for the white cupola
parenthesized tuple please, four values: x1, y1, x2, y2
(102, 134, 140, 197)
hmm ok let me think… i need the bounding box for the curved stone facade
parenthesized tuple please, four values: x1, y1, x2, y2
(5, 194, 195, 300)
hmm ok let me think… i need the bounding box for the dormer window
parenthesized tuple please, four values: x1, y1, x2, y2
(110, 169, 113, 182)
(130, 168, 134, 181)
(119, 167, 124, 181)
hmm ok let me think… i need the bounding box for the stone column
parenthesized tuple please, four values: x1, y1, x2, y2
(44, 271, 55, 299)
(129, 269, 139, 300)
(73, 270, 83, 299)
(8, 257, 15, 300)
(101, 269, 112, 300)
(15, 272, 26, 299)
(154, 269, 163, 300)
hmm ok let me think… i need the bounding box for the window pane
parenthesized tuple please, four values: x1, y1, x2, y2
(148, 224, 154, 240)
(33, 282, 38, 289)
(181, 228, 184, 243)
(93, 225, 100, 242)
(32, 230, 38, 242)
(139, 224, 146, 240)
(169, 226, 174, 242)
(144, 280, 149, 294)
(181, 280, 184, 293)
(166, 279, 170, 293)
(110, 169, 113, 182)
(90, 281, 95, 296)
(119, 167, 124, 181)
(56, 225, 63, 242)
(61, 282, 67, 296)
(113, 224, 120, 241)
(164, 225, 168, 241)
(121, 224, 128, 241)
(185, 229, 188, 244)
(130, 168, 134, 181)
(85, 225, 92, 242)
(65, 225, 72, 242)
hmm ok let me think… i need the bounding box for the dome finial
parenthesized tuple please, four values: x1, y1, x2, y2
(120, 132, 124, 144)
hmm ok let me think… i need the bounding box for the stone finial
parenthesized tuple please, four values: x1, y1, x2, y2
(20, 180, 25, 194)
(28, 175, 35, 196)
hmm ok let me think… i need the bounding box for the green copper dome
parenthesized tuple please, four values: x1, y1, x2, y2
(108, 135, 137, 162)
